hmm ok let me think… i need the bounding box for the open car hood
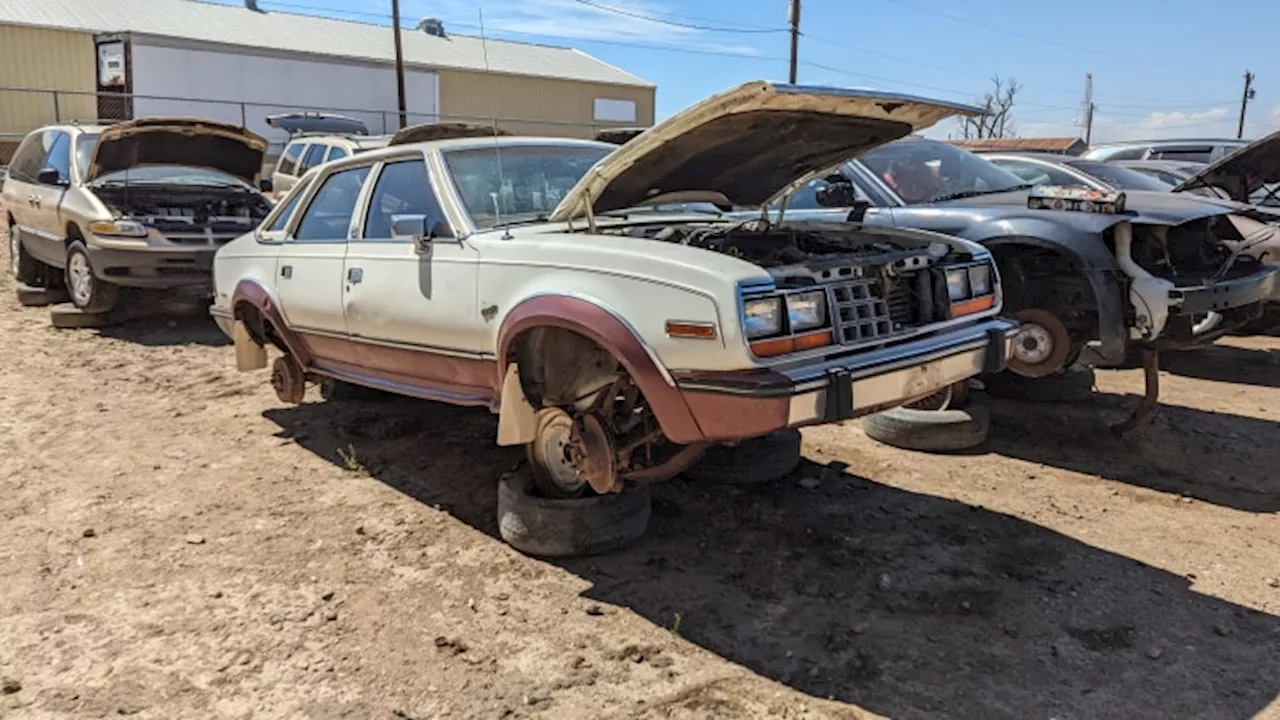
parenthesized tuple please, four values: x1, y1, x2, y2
(1172, 129, 1280, 203)
(548, 81, 984, 222)
(86, 118, 268, 183)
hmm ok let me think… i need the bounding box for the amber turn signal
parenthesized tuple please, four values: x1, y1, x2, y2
(950, 294, 995, 317)
(665, 321, 718, 339)
(750, 329, 834, 357)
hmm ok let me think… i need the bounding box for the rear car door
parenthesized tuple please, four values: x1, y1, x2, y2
(275, 163, 372, 336)
(3, 131, 51, 262)
(343, 156, 483, 353)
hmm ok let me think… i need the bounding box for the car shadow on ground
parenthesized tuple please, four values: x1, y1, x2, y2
(1158, 345, 1280, 388)
(91, 291, 230, 348)
(983, 391, 1280, 513)
(265, 397, 1280, 720)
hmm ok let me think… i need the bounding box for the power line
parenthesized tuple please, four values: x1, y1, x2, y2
(570, 0, 788, 33)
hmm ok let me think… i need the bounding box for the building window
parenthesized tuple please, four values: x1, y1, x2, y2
(593, 98, 637, 123)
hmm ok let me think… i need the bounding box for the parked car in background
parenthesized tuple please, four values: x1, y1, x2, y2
(979, 151, 1176, 193)
(211, 81, 1018, 554)
(1080, 138, 1250, 163)
(3, 118, 274, 313)
(771, 137, 1280, 404)
(268, 132, 390, 201)
(1113, 159, 1216, 195)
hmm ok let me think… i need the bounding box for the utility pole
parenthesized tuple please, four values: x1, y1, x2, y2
(1237, 70, 1255, 140)
(1082, 72, 1095, 145)
(788, 0, 800, 84)
(391, 0, 408, 129)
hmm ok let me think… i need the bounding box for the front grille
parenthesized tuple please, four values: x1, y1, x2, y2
(830, 278, 897, 343)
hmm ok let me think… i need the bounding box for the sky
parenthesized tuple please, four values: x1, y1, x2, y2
(206, 0, 1280, 142)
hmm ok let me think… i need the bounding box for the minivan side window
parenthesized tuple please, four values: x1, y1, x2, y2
(298, 144, 327, 176)
(294, 166, 372, 241)
(325, 147, 349, 163)
(42, 131, 72, 184)
(7, 131, 48, 183)
(278, 142, 304, 176)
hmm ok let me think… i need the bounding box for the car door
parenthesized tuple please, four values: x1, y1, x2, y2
(27, 130, 74, 256)
(275, 163, 372, 337)
(343, 156, 484, 367)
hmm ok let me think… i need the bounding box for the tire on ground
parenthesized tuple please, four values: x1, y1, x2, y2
(861, 402, 990, 453)
(983, 363, 1095, 403)
(497, 470, 650, 557)
(16, 282, 69, 307)
(65, 241, 119, 314)
(319, 378, 390, 402)
(9, 224, 44, 286)
(49, 302, 115, 329)
(683, 429, 802, 485)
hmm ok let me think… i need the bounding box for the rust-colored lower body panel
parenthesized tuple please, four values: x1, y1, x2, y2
(679, 390, 792, 443)
(297, 332, 498, 407)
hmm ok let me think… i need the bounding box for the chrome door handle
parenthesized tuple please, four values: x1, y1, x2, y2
(347, 267, 363, 284)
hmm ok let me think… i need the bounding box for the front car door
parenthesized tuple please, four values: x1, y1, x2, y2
(275, 162, 372, 339)
(341, 153, 488, 403)
(27, 129, 74, 252)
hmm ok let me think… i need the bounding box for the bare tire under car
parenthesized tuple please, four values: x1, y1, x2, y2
(861, 402, 990, 452)
(65, 241, 119, 314)
(497, 469, 651, 557)
(48, 302, 115, 329)
(983, 363, 1095, 403)
(683, 429, 802, 485)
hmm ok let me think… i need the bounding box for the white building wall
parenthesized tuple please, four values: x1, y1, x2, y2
(129, 41, 438, 150)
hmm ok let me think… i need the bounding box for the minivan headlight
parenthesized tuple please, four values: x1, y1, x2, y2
(88, 219, 148, 238)
(743, 296, 784, 339)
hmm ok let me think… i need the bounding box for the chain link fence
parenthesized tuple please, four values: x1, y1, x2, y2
(1, 86, 621, 164)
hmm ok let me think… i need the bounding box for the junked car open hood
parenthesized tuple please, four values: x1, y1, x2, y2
(86, 118, 268, 183)
(548, 81, 984, 222)
(1172, 128, 1280, 203)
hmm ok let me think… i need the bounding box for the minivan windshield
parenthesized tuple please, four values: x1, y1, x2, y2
(858, 139, 1030, 204)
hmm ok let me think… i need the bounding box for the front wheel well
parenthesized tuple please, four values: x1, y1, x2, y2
(990, 242, 1101, 342)
(511, 326, 621, 410)
(65, 222, 83, 243)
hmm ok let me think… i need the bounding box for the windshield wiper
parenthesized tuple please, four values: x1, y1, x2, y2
(491, 214, 548, 229)
(929, 184, 1033, 203)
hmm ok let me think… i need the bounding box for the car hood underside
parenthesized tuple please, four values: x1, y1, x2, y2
(1173, 129, 1280, 203)
(86, 117, 268, 183)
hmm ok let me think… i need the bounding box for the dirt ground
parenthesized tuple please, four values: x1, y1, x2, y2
(1, 240, 1278, 720)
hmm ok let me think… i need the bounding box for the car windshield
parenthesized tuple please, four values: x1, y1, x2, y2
(858, 140, 1029, 204)
(441, 144, 612, 229)
(1068, 160, 1173, 192)
(76, 133, 249, 189)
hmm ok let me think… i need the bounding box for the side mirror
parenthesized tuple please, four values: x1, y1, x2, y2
(258, 177, 274, 193)
(391, 213, 429, 244)
(815, 180, 856, 208)
(37, 167, 66, 186)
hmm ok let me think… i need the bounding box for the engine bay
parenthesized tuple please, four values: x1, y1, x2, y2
(1128, 216, 1267, 286)
(595, 219, 964, 289)
(92, 185, 273, 234)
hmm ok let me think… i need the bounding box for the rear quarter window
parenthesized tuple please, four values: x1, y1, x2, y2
(278, 143, 304, 176)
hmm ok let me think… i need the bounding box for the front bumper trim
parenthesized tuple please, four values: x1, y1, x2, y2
(1170, 266, 1280, 315)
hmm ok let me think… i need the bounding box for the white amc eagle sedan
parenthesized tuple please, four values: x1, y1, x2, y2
(210, 81, 1018, 556)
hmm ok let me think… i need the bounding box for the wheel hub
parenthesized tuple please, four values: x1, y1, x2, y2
(570, 413, 619, 495)
(1007, 308, 1072, 378)
(68, 252, 93, 306)
(9, 227, 19, 277)
(271, 356, 306, 404)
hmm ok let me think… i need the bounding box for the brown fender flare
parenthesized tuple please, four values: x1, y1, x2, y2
(496, 295, 704, 444)
(231, 279, 312, 367)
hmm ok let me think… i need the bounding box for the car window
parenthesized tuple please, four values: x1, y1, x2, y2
(278, 142, 304, 176)
(41, 131, 72, 184)
(265, 174, 316, 234)
(1068, 160, 1172, 191)
(7, 131, 48, 182)
(778, 172, 868, 210)
(1150, 147, 1212, 163)
(298, 144, 328, 175)
(857, 140, 1028, 205)
(1102, 148, 1145, 161)
(363, 159, 450, 240)
(442, 144, 612, 229)
(294, 165, 371, 241)
(74, 133, 100, 181)
(326, 147, 349, 163)
(988, 159, 1084, 188)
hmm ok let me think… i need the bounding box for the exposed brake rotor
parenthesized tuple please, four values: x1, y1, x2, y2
(271, 356, 306, 404)
(570, 412, 620, 494)
(1007, 308, 1072, 378)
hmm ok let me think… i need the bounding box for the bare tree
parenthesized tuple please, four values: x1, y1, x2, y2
(957, 75, 1021, 139)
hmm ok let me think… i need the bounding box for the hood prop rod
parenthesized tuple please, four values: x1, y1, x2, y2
(1109, 348, 1159, 435)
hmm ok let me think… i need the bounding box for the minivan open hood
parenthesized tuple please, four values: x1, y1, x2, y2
(1173, 128, 1280, 203)
(548, 81, 984, 222)
(86, 118, 268, 183)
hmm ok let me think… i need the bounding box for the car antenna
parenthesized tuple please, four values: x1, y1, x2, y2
(477, 8, 510, 238)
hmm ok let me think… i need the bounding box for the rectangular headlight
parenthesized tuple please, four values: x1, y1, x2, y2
(88, 219, 148, 238)
(967, 264, 992, 296)
(743, 297, 784, 339)
(786, 290, 827, 333)
(945, 267, 970, 301)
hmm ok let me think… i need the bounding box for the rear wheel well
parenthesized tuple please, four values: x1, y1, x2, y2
(511, 326, 621, 410)
(234, 302, 285, 352)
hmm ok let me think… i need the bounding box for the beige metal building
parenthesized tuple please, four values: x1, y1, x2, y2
(0, 0, 655, 159)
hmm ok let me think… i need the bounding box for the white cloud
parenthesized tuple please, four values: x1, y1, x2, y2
(410, 0, 762, 55)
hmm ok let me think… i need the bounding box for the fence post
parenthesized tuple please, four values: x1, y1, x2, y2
(381, 111, 388, 135)
(52, 91, 60, 123)
(240, 103, 247, 128)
